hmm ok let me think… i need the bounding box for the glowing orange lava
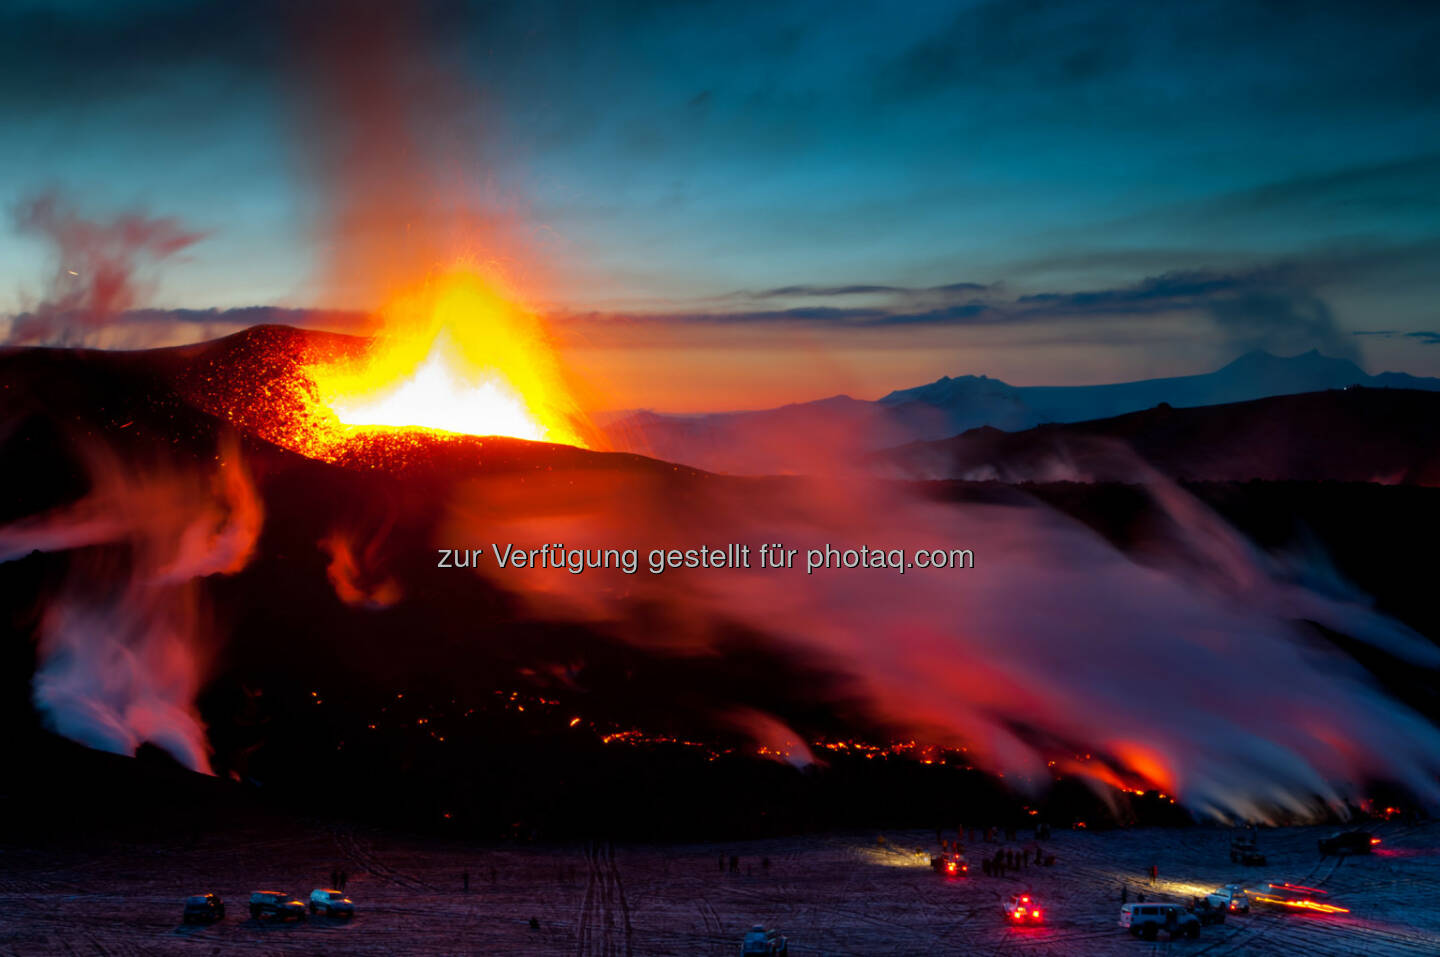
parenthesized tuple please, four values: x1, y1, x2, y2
(303, 268, 587, 451)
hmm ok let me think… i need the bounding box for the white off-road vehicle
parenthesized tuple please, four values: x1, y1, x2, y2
(1119, 902, 1201, 940)
(1206, 884, 1251, 913)
(309, 888, 355, 917)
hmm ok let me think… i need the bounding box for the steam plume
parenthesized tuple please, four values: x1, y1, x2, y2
(447, 464, 1440, 820)
(0, 438, 262, 772)
(7, 190, 206, 346)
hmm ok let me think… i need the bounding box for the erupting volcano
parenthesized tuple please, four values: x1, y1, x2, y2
(7, 1, 1440, 951)
(303, 269, 588, 450)
(173, 269, 594, 470)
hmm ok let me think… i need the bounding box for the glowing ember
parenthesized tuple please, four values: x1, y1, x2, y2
(304, 268, 587, 451)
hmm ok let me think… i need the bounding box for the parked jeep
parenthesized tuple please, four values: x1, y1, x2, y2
(1230, 837, 1267, 866)
(1001, 893, 1045, 924)
(182, 893, 225, 924)
(1206, 884, 1251, 914)
(249, 890, 306, 920)
(1318, 831, 1377, 857)
(1190, 898, 1228, 925)
(930, 852, 968, 876)
(309, 888, 355, 918)
(1119, 902, 1201, 940)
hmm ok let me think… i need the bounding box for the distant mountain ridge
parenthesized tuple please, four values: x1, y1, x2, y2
(878, 349, 1440, 429)
(876, 387, 1440, 485)
(609, 350, 1440, 474)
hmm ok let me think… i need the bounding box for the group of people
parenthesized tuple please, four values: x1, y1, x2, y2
(980, 846, 1052, 876)
(718, 854, 772, 875)
(944, 822, 1054, 845)
(327, 867, 349, 890)
(935, 823, 1057, 876)
(1118, 864, 1161, 903)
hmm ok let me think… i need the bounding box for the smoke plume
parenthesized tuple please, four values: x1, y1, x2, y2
(0, 437, 262, 772)
(7, 190, 207, 346)
(444, 460, 1440, 821)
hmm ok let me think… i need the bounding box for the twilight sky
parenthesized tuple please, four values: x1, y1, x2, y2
(2, 0, 1438, 410)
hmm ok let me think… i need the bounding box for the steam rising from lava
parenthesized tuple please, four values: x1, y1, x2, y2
(320, 527, 402, 610)
(447, 463, 1440, 820)
(0, 438, 261, 772)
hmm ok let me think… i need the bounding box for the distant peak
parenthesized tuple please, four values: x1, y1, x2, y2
(1220, 349, 1359, 371)
(878, 372, 1011, 405)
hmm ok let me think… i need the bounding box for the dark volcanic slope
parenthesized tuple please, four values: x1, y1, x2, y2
(5, 333, 1440, 836)
(0, 339, 920, 835)
(882, 388, 1440, 484)
(159, 324, 691, 475)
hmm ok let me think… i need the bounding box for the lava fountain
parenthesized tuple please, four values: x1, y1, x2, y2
(301, 268, 589, 452)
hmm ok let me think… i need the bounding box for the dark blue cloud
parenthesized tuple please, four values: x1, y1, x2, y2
(0, 1, 1437, 373)
(558, 262, 1368, 360)
(753, 284, 907, 298)
(50, 258, 1394, 364)
(1356, 329, 1440, 346)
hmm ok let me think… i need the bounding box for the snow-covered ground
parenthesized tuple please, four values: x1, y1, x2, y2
(3, 820, 1438, 954)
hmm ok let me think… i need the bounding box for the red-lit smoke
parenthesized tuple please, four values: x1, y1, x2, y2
(440, 458, 1440, 820)
(0, 437, 262, 772)
(7, 190, 206, 346)
(320, 527, 402, 609)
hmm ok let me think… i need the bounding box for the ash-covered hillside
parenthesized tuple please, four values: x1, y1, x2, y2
(3, 331, 1440, 836)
